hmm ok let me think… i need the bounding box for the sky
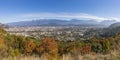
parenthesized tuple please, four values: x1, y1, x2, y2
(0, 0, 120, 23)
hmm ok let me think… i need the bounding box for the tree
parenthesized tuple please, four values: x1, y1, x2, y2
(0, 38, 8, 59)
(36, 37, 58, 60)
(24, 40, 36, 55)
(101, 38, 110, 54)
(91, 42, 102, 53)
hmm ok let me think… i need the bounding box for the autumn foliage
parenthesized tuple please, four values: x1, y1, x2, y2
(79, 44, 91, 55)
(0, 28, 120, 60)
(36, 38, 58, 60)
(24, 40, 36, 54)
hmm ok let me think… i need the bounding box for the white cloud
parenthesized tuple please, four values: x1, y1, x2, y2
(1, 12, 119, 23)
(20, 13, 108, 22)
(108, 17, 120, 21)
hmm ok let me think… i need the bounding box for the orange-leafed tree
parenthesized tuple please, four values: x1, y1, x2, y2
(79, 44, 91, 55)
(0, 38, 8, 58)
(36, 37, 58, 60)
(24, 40, 36, 55)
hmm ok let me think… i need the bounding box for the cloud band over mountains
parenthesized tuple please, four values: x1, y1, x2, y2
(0, 13, 119, 23)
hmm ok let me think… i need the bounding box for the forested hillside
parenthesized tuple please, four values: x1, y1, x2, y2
(85, 25, 120, 38)
(0, 27, 120, 60)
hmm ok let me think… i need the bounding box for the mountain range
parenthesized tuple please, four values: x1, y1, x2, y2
(7, 19, 117, 27)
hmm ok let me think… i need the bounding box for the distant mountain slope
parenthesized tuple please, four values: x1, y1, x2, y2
(0, 23, 8, 34)
(0, 23, 4, 27)
(109, 22, 120, 28)
(7, 19, 117, 27)
(0, 23, 9, 28)
(85, 22, 120, 38)
(100, 20, 117, 26)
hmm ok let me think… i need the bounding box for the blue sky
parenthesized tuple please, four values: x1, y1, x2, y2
(0, 0, 120, 23)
